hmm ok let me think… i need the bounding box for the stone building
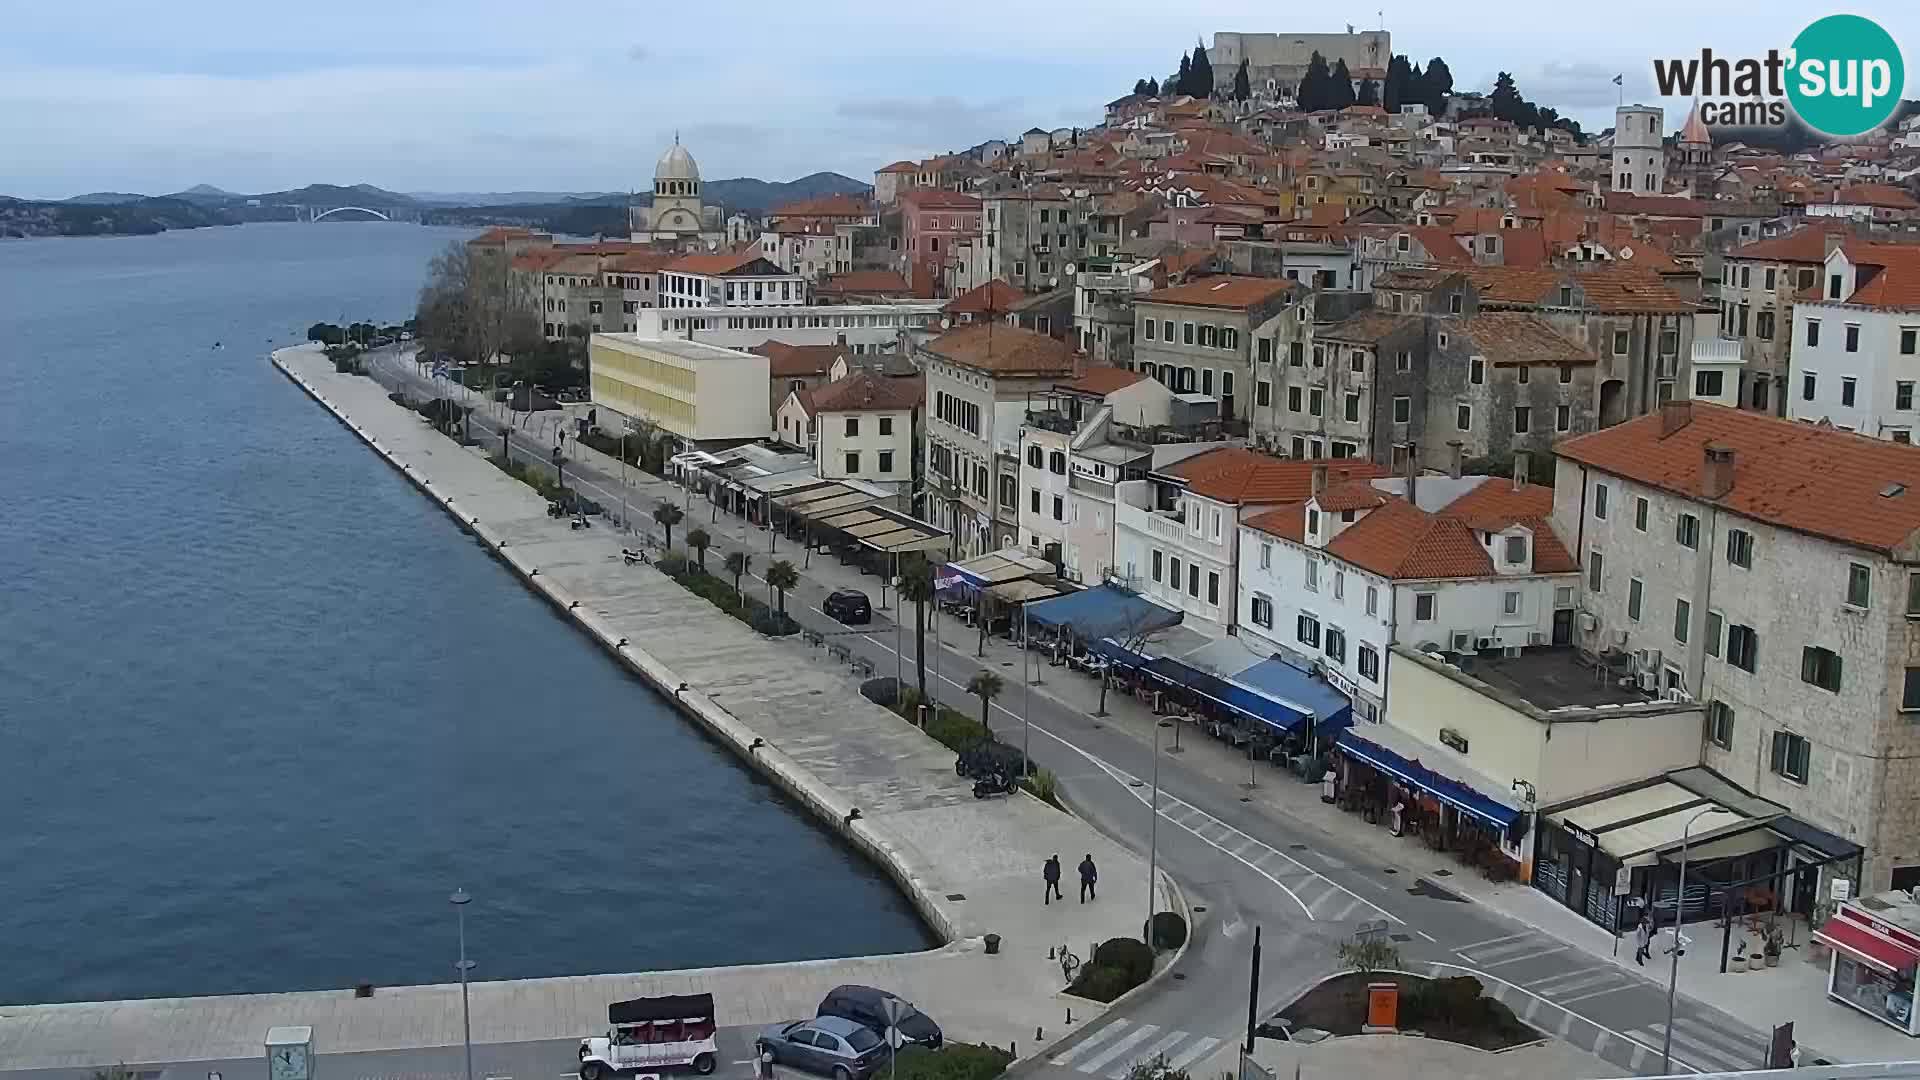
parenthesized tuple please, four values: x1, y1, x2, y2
(1209, 30, 1390, 99)
(629, 140, 726, 248)
(1717, 223, 1852, 415)
(1608, 104, 1665, 196)
(1131, 276, 1303, 424)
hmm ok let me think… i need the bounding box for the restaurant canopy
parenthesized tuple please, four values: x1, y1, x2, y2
(1233, 657, 1355, 733)
(1021, 583, 1183, 641)
(810, 503, 950, 556)
(1138, 655, 1317, 735)
(1540, 766, 1862, 868)
(1336, 725, 1523, 829)
(987, 578, 1070, 605)
(941, 550, 1055, 590)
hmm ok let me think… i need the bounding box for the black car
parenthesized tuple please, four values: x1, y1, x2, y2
(823, 590, 872, 625)
(816, 985, 942, 1050)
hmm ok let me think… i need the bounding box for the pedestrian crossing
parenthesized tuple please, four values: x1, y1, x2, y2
(1627, 1017, 1768, 1074)
(1048, 1018, 1223, 1079)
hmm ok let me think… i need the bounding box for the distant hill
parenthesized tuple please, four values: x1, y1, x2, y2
(1, 196, 237, 238)
(406, 190, 624, 207)
(417, 171, 872, 234)
(165, 184, 240, 205)
(703, 172, 870, 215)
(249, 182, 420, 208)
(63, 192, 147, 205)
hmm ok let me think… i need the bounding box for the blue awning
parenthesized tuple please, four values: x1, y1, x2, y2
(1022, 584, 1183, 642)
(1233, 658, 1354, 734)
(1336, 728, 1521, 829)
(1136, 656, 1308, 734)
(1090, 637, 1152, 668)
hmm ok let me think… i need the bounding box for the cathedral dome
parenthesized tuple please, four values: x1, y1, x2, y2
(656, 142, 700, 182)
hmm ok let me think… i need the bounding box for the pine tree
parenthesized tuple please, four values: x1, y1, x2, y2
(1489, 71, 1523, 124)
(1134, 78, 1150, 96)
(1175, 53, 1192, 97)
(1190, 41, 1215, 98)
(1422, 57, 1455, 115)
(1383, 54, 1415, 112)
(1145, 77, 1160, 97)
(1328, 58, 1357, 109)
(1232, 59, 1251, 103)
(1357, 79, 1380, 107)
(1298, 51, 1331, 111)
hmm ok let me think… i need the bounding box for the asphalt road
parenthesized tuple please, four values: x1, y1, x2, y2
(356, 353, 1803, 1077)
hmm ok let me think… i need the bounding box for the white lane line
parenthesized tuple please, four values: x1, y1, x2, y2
(1555, 982, 1639, 1006)
(1538, 970, 1632, 999)
(1106, 1029, 1192, 1079)
(1457, 931, 1532, 952)
(1428, 961, 1702, 1075)
(1525, 966, 1612, 992)
(1477, 945, 1568, 969)
(1459, 936, 1546, 964)
(1637, 1025, 1746, 1073)
(1048, 1020, 1130, 1067)
(1416, 929, 1438, 943)
(1669, 1017, 1769, 1065)
(1077, 1024, 1160, 1075)
(1164, 1038, 1223, 1072)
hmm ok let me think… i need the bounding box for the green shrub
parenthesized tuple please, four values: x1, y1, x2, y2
(1066, 963, 1138, 1003)
(1092, 937, 1155, 984)
(1149, 911, 1187, 951)
(889, 1043, 1012, 1080)
(1404, 976, 1492, 1031)
(1020, 766, 1061, 808)
(924, 708, 989, 752)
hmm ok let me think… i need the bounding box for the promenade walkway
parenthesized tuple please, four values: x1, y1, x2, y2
(0, 348, 1168, 1072)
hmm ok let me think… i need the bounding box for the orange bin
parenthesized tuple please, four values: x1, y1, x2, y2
(1366, 982, 1399, 1029)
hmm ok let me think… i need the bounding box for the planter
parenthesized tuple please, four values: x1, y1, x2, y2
(1752, 953, 1768, 971)
(1765, 952, 1781, 968)
(1731, 954, 1748, 972)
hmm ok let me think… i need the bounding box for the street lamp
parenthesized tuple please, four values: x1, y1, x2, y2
(552, 446, 565, 496)
(1146, 718, 1173, 947)
(449, 888, 476, 1080)
(1658, 803, 1720, 1068)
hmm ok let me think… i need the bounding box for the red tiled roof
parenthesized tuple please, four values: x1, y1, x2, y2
(945, 279, 1023, 315)
(1142, 275, 1295, 310)
(1168, 450, 1386, 505)
(1326, 500, 1495, 578)
(1062, 366, 1147, 395)
(899, 189, 982, 210)
(1726, 222, 1853, 264)
(1450, 312, 1597, 367)
(878, 161, 918, 174)
(770, 193, 871, 220)
(667, 249, 775, 275)
(1462, 266, 1693, 314)
(809, 370, 923, 413)
(751, 341, 842, 378)
(1556, 401, 1920, 553)
(1314, 480, 1390, 512)
(1842, 243, 1920, 310)
(1832, 184, 1920, 210)
(923, 323, 1078, 376)
(818, 269, 912, 295)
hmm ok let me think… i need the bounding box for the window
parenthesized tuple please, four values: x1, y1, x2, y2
(1325, 627, 1347, 662)
(1842, 377, 1857, 407)
(1222, 327, 1240, 350)
(1695, 369, 1723, 397)
(1359, 645, 1380, 681)
(1291, 341, 1304, 366)
(1770, 731, 1811, 783)
(1250, 593, 1274, 628)
(1705, 610, 1724, 657)
(1344, 393, 1361, 422)
(1397, 350, 1412, 372)
(1726, 529, 1753, 568)
(1469, 357, 1485, 385)
(1257, 337, 1273, 363)
(1806, 320, 1821, 347)
(1259, 542, 1272, 570)
(1365, 585, 1378, 616)
(1903, 328, 1919, 355)
(1288, 386, 1302, 413)
(997, 473, 1015, 509)
(1144, 318, 1156, 341)
(1030, 488, 1041, 514)
(1182, 322, 1194, 345)
(1308, 388, 1324, 417)
(1513, 406, 1531, 434)
(1904, 668, 1920, 711)
(1414, 592, 1436, 621)
(1052, 495, 1064, 522)
(844, 417, 859, 437)
(844, 451, 860, 473)
(1755, 310, 1774, 340)
(1594, 482, 1609, 520)
(878, 450, 894, 473)
(1152, 550, 1163, 582)
(1847, 562, 1871, 608)
(1168, 556, 1181, 589)
(1305, 558, 1319, 591)
(1676, 513, 1700, 549)
(1901, 383, 1916, 411)
(1909, 572, 1920, 617)
(1333, 571, 1344, 600)
(1518, 365, 1530, 385)
(1502, 590, 1521, 616)
(1559, 364, 1574, 384)
(879, 417, 893, 436)
(1707, 702, 1735, 749)
(1613, 329, 1630, 355)
(1350, 350, 1364, 373)
(1588, 550, 1603, 591)
(1188, 564, 1199, 597)
(1673, 598, 1691, 644)
(1199, 325, 1216, 348)
(1456, 402, 1472, 430)
(1393, 396, 1411, 423)
(1829, 274, 1843, 300)
(1257, 381, 1272, 407)
(1726, 623, 1759, 673)
(1449, 294, 1463, 315)
(1049, 451, 1066, 475)
(1556, 404, 1571, 432)
(1438, 332, 1448, 349)
(1628, 578, 1644, 621)
(1163, 319, 1174, 340)
(1207, 571, 1220, 605)
(1296, 613, 1321, 647)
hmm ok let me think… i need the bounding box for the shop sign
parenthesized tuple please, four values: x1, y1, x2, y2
(1321, 664, 1359, 699)
(1614, 866, 1633, 896)
(1565, 823, 1599, 847)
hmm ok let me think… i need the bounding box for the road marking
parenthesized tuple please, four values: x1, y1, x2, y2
(1048, 1019, 1130, 1067)
(1427, 961, 1700, 1075)
(1476, 945, 1567, 969)
(1635, 1023, 1754, 1073)
(1457, 931, 1531, 952)
(1076, 1024, 1160, 1075)
(1555, 982, 1639, 1006)
(1106, 1029, 1192, 1079)
(1163, 1038, 1222, 1072)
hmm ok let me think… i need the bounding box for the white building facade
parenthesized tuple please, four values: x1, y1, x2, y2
(1786, 245, 1920, 441)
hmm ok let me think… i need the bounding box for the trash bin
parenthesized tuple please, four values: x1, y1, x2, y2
(984, 933, 1001, 955)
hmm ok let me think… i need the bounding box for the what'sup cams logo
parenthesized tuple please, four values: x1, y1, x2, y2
(1652, 14, 1905, 137)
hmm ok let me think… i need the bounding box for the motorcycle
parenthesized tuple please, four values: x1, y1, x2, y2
(972, 771, 1015, 799)
(546, 502, 565, 518)
(622, 547, 650, 566)
(569, 515, 591, 531)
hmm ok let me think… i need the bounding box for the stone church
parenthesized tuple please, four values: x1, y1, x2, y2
(629, 139, 726, 249)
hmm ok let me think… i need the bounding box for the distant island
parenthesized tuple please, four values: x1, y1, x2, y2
(0, 173, 870, 239)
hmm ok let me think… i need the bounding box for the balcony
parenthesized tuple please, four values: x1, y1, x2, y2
(1692, 336, 1745, 367)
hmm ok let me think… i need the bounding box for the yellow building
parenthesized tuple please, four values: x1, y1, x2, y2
(588, 335, 771, 446)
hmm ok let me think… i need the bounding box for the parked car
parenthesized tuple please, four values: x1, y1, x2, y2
(756, 1016, 887, 1080)
(824, 590, 872, 625)
(816, 985, 942, 1049)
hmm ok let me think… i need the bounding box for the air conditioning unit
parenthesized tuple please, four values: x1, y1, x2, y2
(1528, 632, 1547, 646)
(1663, 688, 1695, 703)
(1504, 646, 1524, 659)
(1451, 632, 1473, 651)
(1638, 671, 1658, 692)
(1577, 612, 1598, 633)
(1612, 628, 1630, 648)
(1475, 636, 1496, 651)
(1637, 648, 1664, 673)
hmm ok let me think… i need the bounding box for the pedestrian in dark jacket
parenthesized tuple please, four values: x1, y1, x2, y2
(1043, 854, 1063, 904)
(1634, 914, 1654, 966)
(1078, 854, 1098, 902)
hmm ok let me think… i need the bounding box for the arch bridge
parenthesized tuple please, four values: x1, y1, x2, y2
(310, 206, 392, 222)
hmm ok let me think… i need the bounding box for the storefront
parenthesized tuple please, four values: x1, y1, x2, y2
(1333, 725, 1526, 880)
(1818, 895, 1920, 1036)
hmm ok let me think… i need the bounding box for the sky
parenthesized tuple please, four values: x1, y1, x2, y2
(2, 1, 1915, 200)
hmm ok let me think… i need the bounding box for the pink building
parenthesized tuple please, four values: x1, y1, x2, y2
(898, 188, 981, 297)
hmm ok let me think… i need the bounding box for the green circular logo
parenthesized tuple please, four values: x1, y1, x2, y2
(1787, 14, 1905, 137)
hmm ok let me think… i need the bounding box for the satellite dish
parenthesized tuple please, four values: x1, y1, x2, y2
(1619, 245, 1635, 259)
(1049, 277, 1059, 287)
(1064, 263, 1078, 276)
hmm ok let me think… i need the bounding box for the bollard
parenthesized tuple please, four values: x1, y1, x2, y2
(1047, 946, 1056, 960)
(1035, 1027, 1042, 1043)
(1066, 1007, 1073, 1025)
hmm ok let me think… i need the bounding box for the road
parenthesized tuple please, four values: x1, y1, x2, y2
(362, 352, 1800, 1078)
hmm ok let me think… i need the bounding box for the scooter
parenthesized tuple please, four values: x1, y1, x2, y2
(569, 515, 591, 531)
(622, 547, 651, 566)
(972, 772, 1015, 799)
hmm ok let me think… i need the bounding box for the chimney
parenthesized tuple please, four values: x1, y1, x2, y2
(1513, 450, 1530, 489)
(1400, 442, 1417, 506)
(1659, 399, 1694, 437)
(1824, 230, 1846, 258)
(1447, 439, 1465, 479)
(1702, 443, 1735, 499)
(1311, 463, 1328, 495)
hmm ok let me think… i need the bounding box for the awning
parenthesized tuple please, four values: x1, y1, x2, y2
(988, 579, 1069, 605)
(1816, 917, 1920, 975)
(1021, 583, 1184, 641)
(1336, 727, 1522, 829)
(943, 550, 1054, 589)
(1091, 637, 1152, 668)
(1233, 658, 1354, 734)
(1138, 656, 1307, 733)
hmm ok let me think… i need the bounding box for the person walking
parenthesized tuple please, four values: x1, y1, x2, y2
(1078, 854, 1098, 903)
(1043, 854, 1063, 905)
(1634, 912, 1654, 966)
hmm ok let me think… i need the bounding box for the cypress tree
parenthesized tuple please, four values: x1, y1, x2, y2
(1298, 52, 1331, 111)
(1190, 42, 1214, 98)
(1232, 59, 1251, 103)
(1327, 58, 1357, 109)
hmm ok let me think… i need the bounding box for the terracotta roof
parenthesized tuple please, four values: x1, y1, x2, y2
(1062, 366, 1147, 396)
(606, 251, 674, 273)
(770, 193, 871, 220)
(1141, 275, 1295, 310)
(1314, 480, 1390, 512)
(810, 370, 924, 413)
(1832, 184, 1919, 210)
(1556, 401, 1920, 554)
(922, 323, 1078, 377)
(751, 341, 842, 378)
(1840, 243, 1920, 310)
(1247, 476, 1577, 578)
(1449, 312, 1597, 367)
(784, 386, 816, 414)
(1726, 222, 1852, 264)
(1168, 449, 1386, 505)
(667, 249, 777, 275)
(1326, 500, 1495, 578)
(1320, 311, 1418, 344)
(878, 161, 918, 174)
(945, 279, 1023, 315)
(899, 189, 982, 210)
(818, 269, 912, 295)
(1374, 268, 1455, 290)
(1462, 265, 1693, 314)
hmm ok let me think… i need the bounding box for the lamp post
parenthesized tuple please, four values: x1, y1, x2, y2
(1021, 601, 1032, 780)
(1662, 805, 1721, 1073)
(552, 446, 565, 497)
(449, 888, 476, 1080)
(1146, 718, 1173, 946)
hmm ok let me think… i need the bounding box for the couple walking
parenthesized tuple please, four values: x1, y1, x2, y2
(1043, 853, 1097, 904)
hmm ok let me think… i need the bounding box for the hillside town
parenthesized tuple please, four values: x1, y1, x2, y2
(456, 29, 1920, 985)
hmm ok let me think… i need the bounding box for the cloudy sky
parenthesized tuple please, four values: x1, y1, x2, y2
(2, 0, 1913, 199)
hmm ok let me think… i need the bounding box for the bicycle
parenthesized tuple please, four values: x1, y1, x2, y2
(1058, 943, 1081, 984)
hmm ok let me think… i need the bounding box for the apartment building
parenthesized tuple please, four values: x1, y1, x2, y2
(1073, 262, 1156, 364)
(1553, 401, 1920, 890)
(981, 186, 1096, 294)
(587, 335, 771, 448)
(632, 303, 943, 354)
(807, 370, 923, 501)
(1717, 223, 1852, 414)
(1132, 276, 1303, 424)
(1238, 465, 1579, 721)
(898, 189, 982, 296)
(659, 250, 810, 310)
(1787, 242, 1920, 441)
(919, 324, 1079, 556)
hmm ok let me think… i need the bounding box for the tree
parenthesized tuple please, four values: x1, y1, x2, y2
(1144, 77, 1160, 97)
(1174, 53, 1192, 98)
(1356, 79, 1380, 107)
(966, 671, 1004, 736)
(1094, 603, 1168, 717)
(1124, 1055, 1191, 1080)
(1488, 72, 1523, 123)
(414, 240, 540, 372)
(653, 500, 684, 550)
(897, 554, 936, 703)
(306, 322, 343, 345)
(1327, 59, 1357, 110)
(1422, 56, 1455, 115)
(1187, 42, 1214, 98)
(1337, 933, 1403, 975)
(1231, 59, 1251, 103)
(1133, 78, 1150, 96)
(1383, 54, 1415, 112)
(724, 549, 752, 598)
(1298, 52, 1332, 111)
(686, 527, 711, 572)
(766, 559, 799, 616)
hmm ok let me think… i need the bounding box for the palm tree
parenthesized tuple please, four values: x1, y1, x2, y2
(766, 559, 799, 616)
(653, 500, 684, 550)
(686, 527, 712, 572)
(724, 550, 752, 598)
(897, 554, 936, 703)
(966, 671, 1004, 737)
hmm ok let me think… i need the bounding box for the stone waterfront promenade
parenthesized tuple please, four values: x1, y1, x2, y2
(0, 345, 1169, 1071)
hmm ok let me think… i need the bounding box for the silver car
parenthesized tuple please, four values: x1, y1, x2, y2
(756, 1016, 889, 1080)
